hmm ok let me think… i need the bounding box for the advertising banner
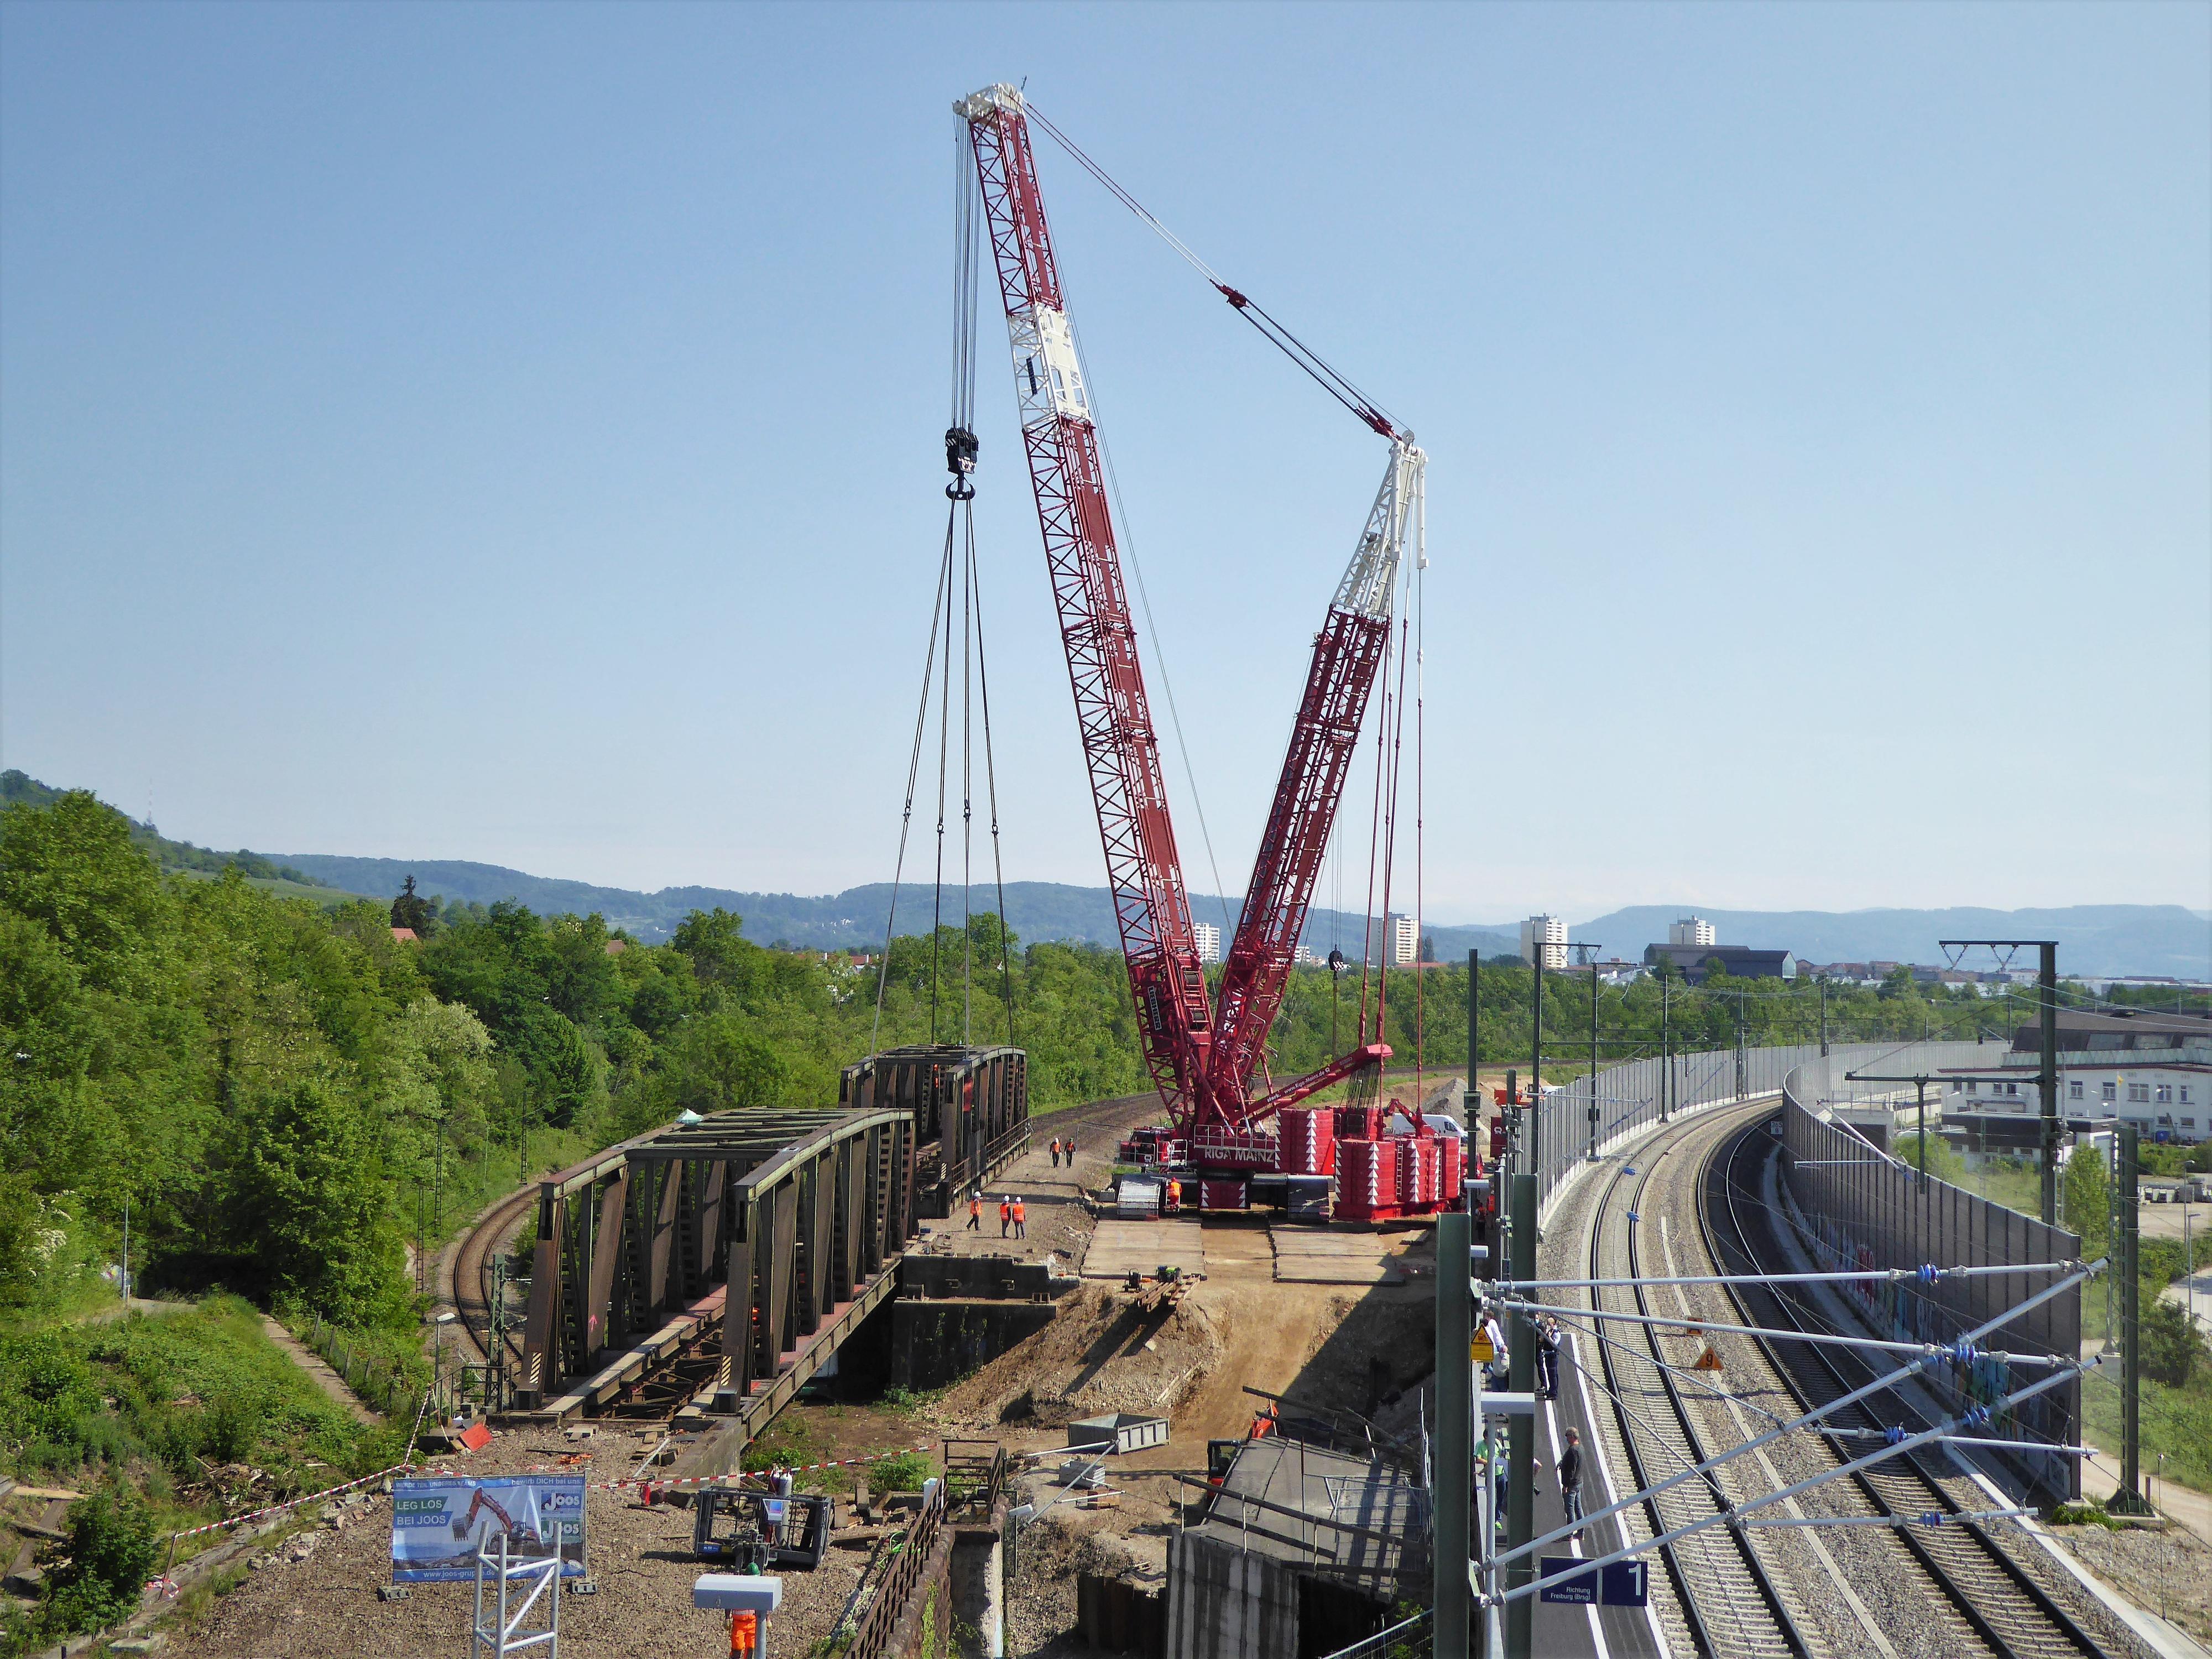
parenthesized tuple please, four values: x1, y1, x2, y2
(390, 1475, 587, 1582)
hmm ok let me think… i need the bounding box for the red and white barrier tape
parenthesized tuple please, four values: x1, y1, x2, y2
(165, 1439, 943, 1546)
(163, 1460, 458, 1542)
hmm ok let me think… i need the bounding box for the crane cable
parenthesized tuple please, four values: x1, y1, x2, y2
(874, 125, 1019, 1056)
(1023, 100, 1404, 441)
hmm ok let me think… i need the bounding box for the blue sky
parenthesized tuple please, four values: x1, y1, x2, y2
(2, 2, 2206, 922)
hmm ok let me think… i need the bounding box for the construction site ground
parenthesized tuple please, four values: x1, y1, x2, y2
(148, 1093, 1449, 1657)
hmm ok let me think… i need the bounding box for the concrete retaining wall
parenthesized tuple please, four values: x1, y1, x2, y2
(889, 1302, 1056, 1391)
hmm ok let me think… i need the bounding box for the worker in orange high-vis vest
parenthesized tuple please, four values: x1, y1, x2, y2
(967, 1191, 983, 1232)
(999, 1197, 1011, 1238)
(1011, 1196, 1026, 1239)
(728, 1609, 758, 1655)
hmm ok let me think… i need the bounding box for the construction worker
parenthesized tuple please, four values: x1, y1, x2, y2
(999, 1196, 1011, 1238)
(1012, 1196, 1027, 1239)
(1049, 1136, 1061, 1168)
(728, 1608, 758, 1656)
(1165, 1177, 1181, 1214)
(967, 1190, 983, 1232)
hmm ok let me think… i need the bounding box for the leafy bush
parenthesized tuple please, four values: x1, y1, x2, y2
(867, 1451, 935, 1493)
(43, 1486, 160, 1635)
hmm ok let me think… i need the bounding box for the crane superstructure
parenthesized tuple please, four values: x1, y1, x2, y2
(957, 84, 1425, 1168)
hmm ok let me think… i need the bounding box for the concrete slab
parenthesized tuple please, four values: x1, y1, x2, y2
(1082, 1220, 1206, 1281)
(1268, 1227, 1410, 1285)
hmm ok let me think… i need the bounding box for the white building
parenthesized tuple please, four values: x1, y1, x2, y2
(1520, 914, 1566, 971)
(1668, 916, 1717, 948)
(1192, 921, 1222, 965)
(1941, 1009, 2211, 1146)
(1386, 912, 1418, 967)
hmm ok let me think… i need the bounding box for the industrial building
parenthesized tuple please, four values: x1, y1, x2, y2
(1940, 1007, 2212, 1146)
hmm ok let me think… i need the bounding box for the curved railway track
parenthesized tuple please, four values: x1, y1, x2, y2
(1584, 1107, 1817, 1658)
(450, 1181, 538, 1374)
(1705, 1114, 2115, 1659)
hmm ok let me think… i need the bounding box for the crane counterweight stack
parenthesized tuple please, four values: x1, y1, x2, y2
(956, 84, 1452, 1217)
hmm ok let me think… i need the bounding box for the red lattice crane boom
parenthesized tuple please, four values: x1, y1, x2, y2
(1208, 442, 1423, 1126)
(960, 86, 1217, 1122)
(958, 85, 1421, 1154)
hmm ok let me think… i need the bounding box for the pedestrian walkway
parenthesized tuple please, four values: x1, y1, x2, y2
(260, 1316, 379, 1425)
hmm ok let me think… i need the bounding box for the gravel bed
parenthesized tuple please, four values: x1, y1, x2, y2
(152, 1426, 878, 1658)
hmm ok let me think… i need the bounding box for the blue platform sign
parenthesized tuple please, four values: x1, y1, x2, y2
(1538, 1556, 1598, 1604)
(390, 1475, 587, 1583)
(1538, 1557, 1649, 1608)
(1600, 1561, 1650, 1608)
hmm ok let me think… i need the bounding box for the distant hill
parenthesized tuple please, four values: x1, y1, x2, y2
(5, 772, 2200, 975)
(1, 770, 366, 903)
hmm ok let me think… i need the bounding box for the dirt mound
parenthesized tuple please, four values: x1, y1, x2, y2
(932, 1284, 1224, 1430)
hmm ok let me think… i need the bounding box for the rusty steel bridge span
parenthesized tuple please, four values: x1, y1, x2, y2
(503, 1045, 1027, 1452)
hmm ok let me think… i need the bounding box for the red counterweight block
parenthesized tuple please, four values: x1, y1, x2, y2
(1335, 1138, 1387, 1222)
(1336, 1104, 1382, 1142)
(1438, 1135, 1465, 1208)
(1278, 1107, 1337, 1176)
(1393, 1136, 1423, 1208)
(1199, 1177, 1249, 1211)
(1417, 1138, 1443, 1208)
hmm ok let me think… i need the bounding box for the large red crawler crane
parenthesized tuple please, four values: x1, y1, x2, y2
(957, 84, 1428, 1188)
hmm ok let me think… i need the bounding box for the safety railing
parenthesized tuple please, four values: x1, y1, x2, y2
(844, 1477, 948, 1659)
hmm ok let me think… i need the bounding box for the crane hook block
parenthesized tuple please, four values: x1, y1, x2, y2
(945, 426, 979, 500)
(945, 426, 979, 476)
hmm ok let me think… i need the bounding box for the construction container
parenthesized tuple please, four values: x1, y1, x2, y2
(1277, 1107, 1337, 1176)
(1115, 1176, 1162, 1219)
(1336, 1138, 1387, 1222)
(1284, 1175, 1332, 1221)
(1067, 1412, 1171, 1455)
(1199, 1177, 1248, 1211)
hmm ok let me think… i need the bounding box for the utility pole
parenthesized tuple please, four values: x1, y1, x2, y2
(1585, 946, 1601, 1162)
(1660, 972, 1671, 1123)
(2110, 1123, 2153, 1516)
(1851, 1068, 1942, 1265)
(1467, 949, 1479, 1126)
(1530, 956, 1543, 1191)
(1943, 940, 2059, 1224)
(1436, 1210, 1472, 1659)
(1819, 976, 1829, 1058)
(1506, 1113, 1538, 1657)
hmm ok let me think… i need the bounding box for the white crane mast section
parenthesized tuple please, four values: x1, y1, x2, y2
(1332, 440, 1425, 619)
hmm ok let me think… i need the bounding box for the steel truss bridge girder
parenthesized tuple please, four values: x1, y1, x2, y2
(513, 1106, 920, 1419)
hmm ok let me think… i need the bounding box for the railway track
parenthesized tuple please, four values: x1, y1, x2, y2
(1583, 1106, 1818, 1658)
(450, 1180, 537, 1374)
(1705, 1115, 2116, 1659)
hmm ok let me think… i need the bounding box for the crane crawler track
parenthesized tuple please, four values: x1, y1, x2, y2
(1705, 1116, 2117, 1659)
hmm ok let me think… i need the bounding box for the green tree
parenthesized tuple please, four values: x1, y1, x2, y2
(2062, 1145, 2111, 1256)
(227, 1079, 404, 1324)
(2140, 1297, 2204, 1389)
(666, 1013, 789, 1114)
(1893, 1130, 1966, 1185)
